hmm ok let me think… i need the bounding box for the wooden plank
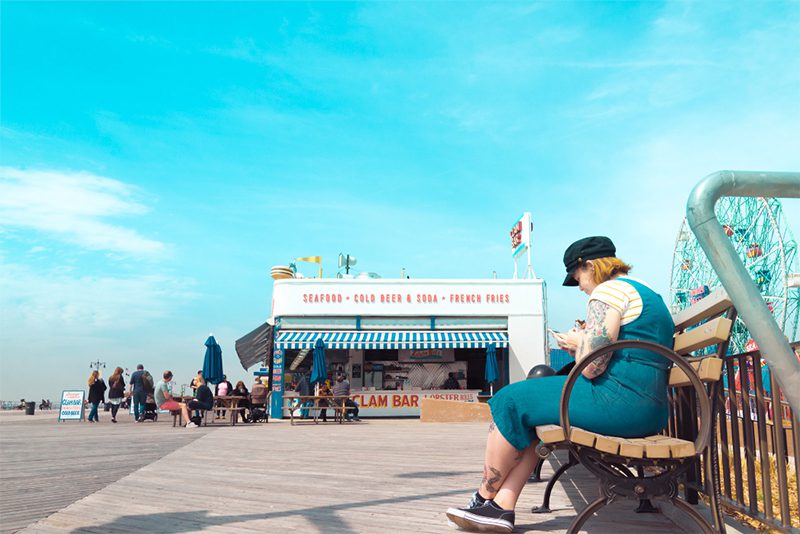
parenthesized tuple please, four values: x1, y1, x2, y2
(617, 438, 645, 458)
(536, 424, 565, 444)
(671, 287, 733, 330)
(593, 434, 621, 455)
(3, 413, 698, 534)
(419, 399, 491, 423)
(673, 316, 732, 354)
(669, 356, 724, 386)
(569, 427, 597, 447)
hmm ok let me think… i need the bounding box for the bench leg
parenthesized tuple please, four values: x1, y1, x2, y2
(671, 497, 714, 534)
(567, 494, 610, 534)
(531, 452, 578, 513)
(529, 456, 545, 482)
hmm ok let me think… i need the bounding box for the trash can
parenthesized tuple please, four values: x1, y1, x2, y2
(25, 401, 35, 415)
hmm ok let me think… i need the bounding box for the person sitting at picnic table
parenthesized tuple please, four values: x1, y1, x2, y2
(186, 376, 213, 426)
(231, 380, 250, 423)
(190, 370, 203, 394)
(317, 381, 333, 422)
(251, 377, 268, 408)
(154, 370, 193, 429)
(445, 236, 675, 533)
(215, 375, 232, 419)
(332, 373, 360, 422)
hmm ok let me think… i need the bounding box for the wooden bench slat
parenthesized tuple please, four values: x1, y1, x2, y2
(618, 438, 645, 458)
(673, 316, 732, 354)
(669, 356, 724, 386)
(536, 424, 565, 444)
(569, 427, 596, 447)
(593, 434, 621, 455)
(672, 287, 733, 330)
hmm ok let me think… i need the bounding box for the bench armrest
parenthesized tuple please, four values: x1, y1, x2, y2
(558, 340, 712, 455)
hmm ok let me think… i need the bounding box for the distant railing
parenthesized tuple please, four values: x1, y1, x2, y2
(673, 342, 800, 532)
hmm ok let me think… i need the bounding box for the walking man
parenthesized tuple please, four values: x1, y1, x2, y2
(128, 364, 147, 422)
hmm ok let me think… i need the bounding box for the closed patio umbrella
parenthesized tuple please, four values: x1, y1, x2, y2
(310, 338, 327, 389)
(203, 335, 224, 385)
(485, 344, 499, 396)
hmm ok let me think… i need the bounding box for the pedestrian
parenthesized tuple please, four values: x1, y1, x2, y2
(107, 366, 126, 423)
(128, 364, 148, 422)
(87, 370, 106, 423)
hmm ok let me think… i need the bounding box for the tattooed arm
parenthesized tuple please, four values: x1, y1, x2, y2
(575, 299, 622, 379)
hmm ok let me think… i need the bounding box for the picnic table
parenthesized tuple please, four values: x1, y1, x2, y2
(170, 395, 246, 427)
(285, 395, 356, 425)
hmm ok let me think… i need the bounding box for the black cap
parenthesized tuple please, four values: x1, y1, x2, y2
(562, 236, 616, 286)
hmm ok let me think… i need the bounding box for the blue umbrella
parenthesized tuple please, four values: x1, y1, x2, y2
(202, 335, 224, 385)
(310, 338, 327, 385)
(485, 344, 500, 395)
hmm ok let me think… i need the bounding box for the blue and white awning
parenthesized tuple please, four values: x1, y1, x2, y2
(274, 330, 508, 350)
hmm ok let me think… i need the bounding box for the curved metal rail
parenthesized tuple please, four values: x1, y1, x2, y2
(686, 170, 800, 415)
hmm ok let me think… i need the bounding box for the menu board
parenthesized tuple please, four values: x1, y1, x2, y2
(58, 390, 85, 421)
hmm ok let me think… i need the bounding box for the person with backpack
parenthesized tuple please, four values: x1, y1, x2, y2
(128, 364, 152, 423)
(87, 370, 107, 422)
(107, 367, 126, 423)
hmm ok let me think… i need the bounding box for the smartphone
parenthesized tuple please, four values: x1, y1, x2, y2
(547, 328, 560, 338)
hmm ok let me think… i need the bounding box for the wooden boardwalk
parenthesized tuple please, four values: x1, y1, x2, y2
(2, 414, 753, 533)
(0, 411, 215, 534)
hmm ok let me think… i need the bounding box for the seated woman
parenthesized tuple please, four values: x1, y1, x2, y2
(186, 376, 214, 427)
(446, 236, 675, 532)
(231, 381, 251, 423)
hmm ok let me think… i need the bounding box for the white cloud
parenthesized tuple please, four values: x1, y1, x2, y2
(0, 167, 165, 256)
(0, 261, 195, 332)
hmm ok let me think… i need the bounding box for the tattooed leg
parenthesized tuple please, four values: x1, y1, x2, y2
(478, 421, 525, 500)
(493, 444, 540, 511)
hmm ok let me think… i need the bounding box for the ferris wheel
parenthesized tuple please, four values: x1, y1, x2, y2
(670, 196, 800, 354)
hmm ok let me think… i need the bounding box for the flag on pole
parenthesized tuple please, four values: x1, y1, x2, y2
(296, 256, 323, 278)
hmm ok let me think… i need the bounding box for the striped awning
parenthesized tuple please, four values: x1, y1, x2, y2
(274, 330, 508, 350)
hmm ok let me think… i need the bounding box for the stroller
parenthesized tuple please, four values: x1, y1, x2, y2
(141, 393, 159, 422)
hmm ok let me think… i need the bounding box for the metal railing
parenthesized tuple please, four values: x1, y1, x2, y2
(673, 342, 800, 532)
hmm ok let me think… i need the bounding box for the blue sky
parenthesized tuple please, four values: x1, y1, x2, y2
(1, 1, 798, 403)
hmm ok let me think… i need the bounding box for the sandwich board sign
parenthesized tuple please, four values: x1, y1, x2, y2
(58, 390, 85, 422)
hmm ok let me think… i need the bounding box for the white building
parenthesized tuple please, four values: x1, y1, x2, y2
(269, 277, 547, 417)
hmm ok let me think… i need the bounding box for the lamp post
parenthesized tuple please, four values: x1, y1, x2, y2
(89, 360, 106, 372)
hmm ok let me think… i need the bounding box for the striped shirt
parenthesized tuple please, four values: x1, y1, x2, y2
(589, 278, 647, 325)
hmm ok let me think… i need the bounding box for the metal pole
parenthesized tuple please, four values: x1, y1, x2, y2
(686, 170, 800, 415)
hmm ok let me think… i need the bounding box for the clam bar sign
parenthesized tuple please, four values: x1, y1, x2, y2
(352, 390, 480, 417)
(59, 390, 85, 421)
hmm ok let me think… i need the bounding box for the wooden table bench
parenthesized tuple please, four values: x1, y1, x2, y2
(285, 395, 356, 425)
(531, 287, 735, 534)
(170, 395, 245, 427)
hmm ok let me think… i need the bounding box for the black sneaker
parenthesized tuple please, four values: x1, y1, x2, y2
(446, 498, 515, 532)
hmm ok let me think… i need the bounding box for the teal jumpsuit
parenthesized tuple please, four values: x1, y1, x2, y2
(488, 278, 674, 451)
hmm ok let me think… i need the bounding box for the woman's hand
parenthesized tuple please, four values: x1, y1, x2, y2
(554, 328, 581, 356)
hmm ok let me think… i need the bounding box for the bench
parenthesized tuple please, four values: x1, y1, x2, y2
(532, 287, 735, 534)
(286, 396, 356, 425)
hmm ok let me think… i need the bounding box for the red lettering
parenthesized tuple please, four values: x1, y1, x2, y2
(410, 395, 419, 407)
(392, 396, 402, 408)
(303, 294, 308, 303)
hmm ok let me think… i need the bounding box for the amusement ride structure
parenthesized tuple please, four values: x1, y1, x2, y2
(670, 196, 800, 354)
